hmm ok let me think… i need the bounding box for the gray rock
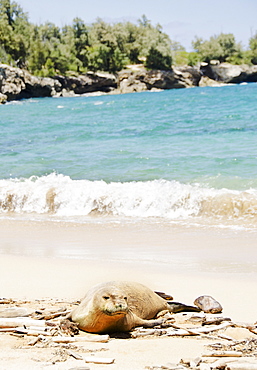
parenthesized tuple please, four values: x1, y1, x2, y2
(54, 71, 117, 95)
(199, 76, 229, 87)
(194, 295, 223, 314)
(200, 62, 257, 84)
(0, 92, 7, 104)
(0, 64, 116, 101)
(118, 67, 201, 94)
(0, 64, 62, 101)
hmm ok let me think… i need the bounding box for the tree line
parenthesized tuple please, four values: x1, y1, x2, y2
(1, 0, 257, 77)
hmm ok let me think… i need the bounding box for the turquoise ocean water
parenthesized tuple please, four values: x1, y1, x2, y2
(1, 83, 257, 229)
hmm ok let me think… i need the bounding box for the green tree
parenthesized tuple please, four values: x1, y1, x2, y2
(88, 19, 128, 72)
(0, 0, 30, 65)
(192, 33, 242, 64)
(72, 18, 90, 71)
(1, 3, 177, 75)
(145, 46, 172, 70)
(249, 32, 257, 64)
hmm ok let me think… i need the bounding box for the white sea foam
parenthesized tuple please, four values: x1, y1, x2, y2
(1, 174, 257, 223)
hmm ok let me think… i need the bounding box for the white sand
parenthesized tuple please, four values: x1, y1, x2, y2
(0, 218, 257, 369)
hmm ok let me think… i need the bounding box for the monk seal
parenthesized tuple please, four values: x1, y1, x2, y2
(67, 281, 200, 333)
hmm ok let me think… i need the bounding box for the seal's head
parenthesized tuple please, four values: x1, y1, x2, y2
(97, 287, 129, 316)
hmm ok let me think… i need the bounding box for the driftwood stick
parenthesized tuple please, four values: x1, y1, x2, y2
(66, 350, 83, 360)
(166, 328, 194, 336)
(0, 325, 51, 337)
(188, 321, 232, 334)
(0, 318, 46, 328)
(226, 363, 257, 370)
(0, 327, 25, 333)
(0, 299, 14, 304)
(210, 358, 257, 369)
(203, 317, 232, 325)
(39, 310, 71, 320)
(84, 356, 115, 364)
(132, 329, 167, 337)
(0, 307, 29, 318)
(203, 351, 243, 357)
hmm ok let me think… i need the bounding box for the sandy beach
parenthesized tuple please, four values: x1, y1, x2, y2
(1, 219, 257, 369)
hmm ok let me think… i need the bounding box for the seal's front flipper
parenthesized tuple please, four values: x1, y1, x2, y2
(167, 301, 201, 313)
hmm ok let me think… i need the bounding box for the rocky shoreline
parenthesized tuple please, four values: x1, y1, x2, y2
(1, 62, 257, 103)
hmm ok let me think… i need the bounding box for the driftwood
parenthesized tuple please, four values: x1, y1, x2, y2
(36, 310, 70, 320)
(247, 326, 257, 335)
(84, 356, 115, 364)
(187, 321, 232, 334)
(0, 296, 257, 370)
(203, 316, 231, 325)
(132, 322, 233, 338)
(132, 328, 167, 338)
(66, 350, 84, 360)
(0, 307, 29, 318)
(203, 350, 243, 357)
(0, 317, 46, 328)
(226, 363, 257, 370)
(0, 299, 14, 304)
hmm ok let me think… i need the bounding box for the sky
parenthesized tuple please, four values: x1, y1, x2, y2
(17, 0, 257, 51)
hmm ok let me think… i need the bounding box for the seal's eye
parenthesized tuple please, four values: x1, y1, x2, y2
(103, 296, 110, 300)
(124, 297, 127, 300)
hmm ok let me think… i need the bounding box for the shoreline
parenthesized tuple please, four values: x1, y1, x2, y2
(1, 62, 257, 104)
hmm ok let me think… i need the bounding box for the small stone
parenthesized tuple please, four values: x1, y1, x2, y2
(194, 295, 222, 313)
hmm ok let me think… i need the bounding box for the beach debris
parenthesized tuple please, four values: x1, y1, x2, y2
(59, 318, 79, 335)
(194, 295, 223, 313)
(146, 364, 186, 370)
(147, 352, 257, 370)
(207, 338, 257, 356)
(0, 296, 256, 369)
(34, 309, 71, 320)
(132, 320, 234, 338)
(202, 350, 243, 357)
(0, 317, 46, 328)
(180, 357, 202, 368)
(0, 306, 30, 318)
(67, 350, 84, 360)
(247, 325, 257, 335)
(84, 356, 115, 364)
(0, 298, 14, 304)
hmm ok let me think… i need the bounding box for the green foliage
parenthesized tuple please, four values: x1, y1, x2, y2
(249, 32, 257, 64)
(145, 47, 172, 70)
(0, 0, 30, 65)
(187, 52, 200, 66)
(1, 0, 257, 76)
(0, 1, 175, 75)
(192, 33, 243, 64)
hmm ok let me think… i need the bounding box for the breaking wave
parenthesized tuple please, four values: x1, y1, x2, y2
(1, 173, 257, 223)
